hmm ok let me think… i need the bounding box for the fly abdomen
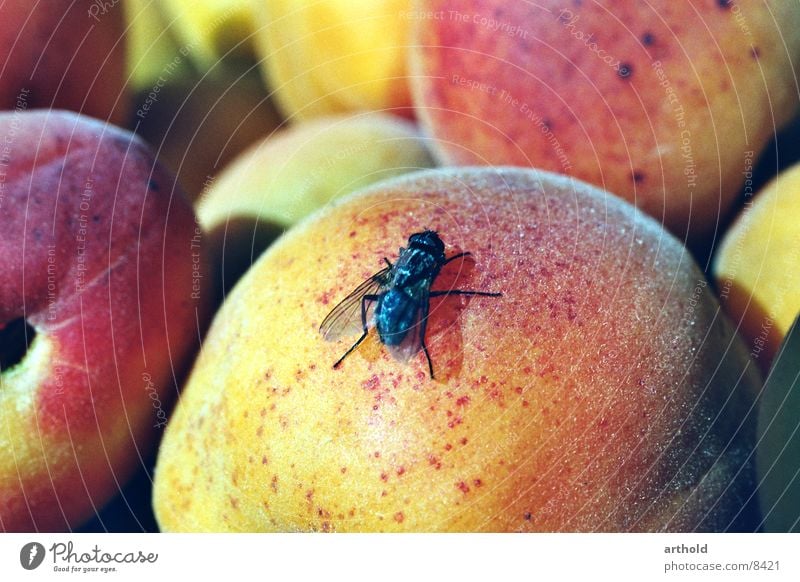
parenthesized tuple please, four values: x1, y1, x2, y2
(375, 289, 419, 346)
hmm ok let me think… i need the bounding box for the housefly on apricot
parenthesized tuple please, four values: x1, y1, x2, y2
(319, 230, 501, 379)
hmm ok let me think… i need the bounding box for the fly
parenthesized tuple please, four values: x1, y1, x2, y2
(319, 230, 501, 379)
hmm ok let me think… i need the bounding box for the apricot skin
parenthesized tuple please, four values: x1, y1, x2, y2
(253, 0, 414, 120)
(713, 161, 800, 532)
(0, 111, 206, 531)
(0, 1, 128, 124)
(714, 162, 800, 373)
(409, 0, 800, 242)
(154, 168, 759, 532)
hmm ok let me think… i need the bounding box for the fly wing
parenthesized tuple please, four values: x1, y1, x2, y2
(384, 288, 427, 364)
(319, 267, 390, 341)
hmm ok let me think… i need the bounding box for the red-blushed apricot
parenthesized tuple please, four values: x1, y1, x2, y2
(154, 167, 759, 532)
(409, 0, 800, 244)
(0, 1, 128, 124)
(0, 110, 209, 531)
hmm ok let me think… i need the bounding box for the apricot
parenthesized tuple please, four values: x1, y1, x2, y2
(0, 0, 127, 124)
(196, 112, 435, 291)
(714, 162, 800, 372)
(159, 0, 257, 69)
(154, 167, 759, 532)
(125, 0, 182, 91)
(0, 110, 208, 531)
(409, 0, 800, 242)
(253, 0, 415, 120)
(713, 162, 800, 532)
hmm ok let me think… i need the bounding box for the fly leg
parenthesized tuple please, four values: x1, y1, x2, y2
(437, 251, 502, 298)
(418, 296, 435, 380)
(429, 290, 502, 298)
(443, 251, 471, 265)
(422, 289, 501, 379)
(333, 294, 380, 369)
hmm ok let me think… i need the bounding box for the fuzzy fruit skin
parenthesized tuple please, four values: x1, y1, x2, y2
(0, 110, 207, 531)
(0, 0, 128, 124)
(409, 0, 800, 242)
(154, 167, 759, 532)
